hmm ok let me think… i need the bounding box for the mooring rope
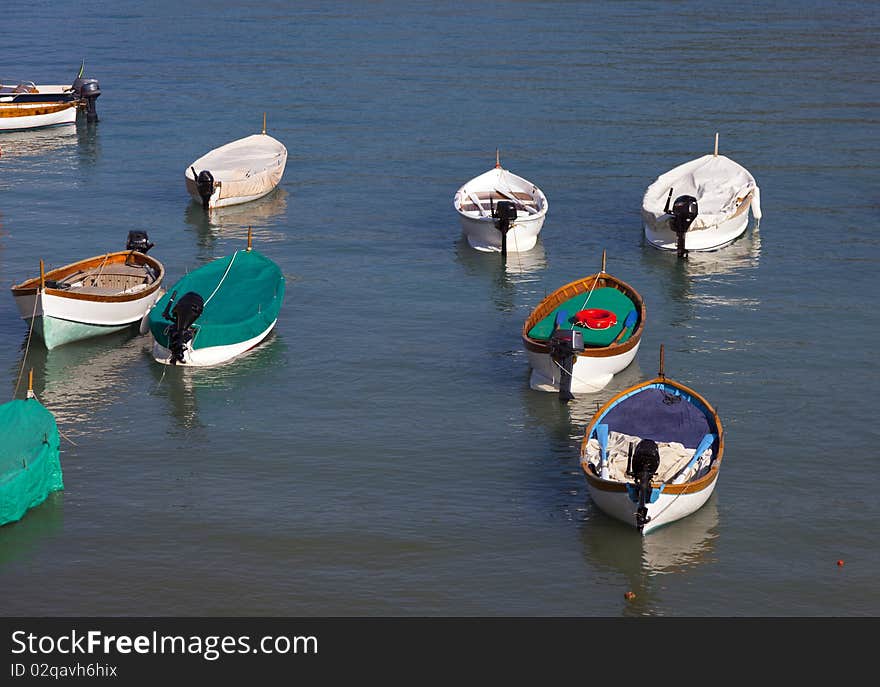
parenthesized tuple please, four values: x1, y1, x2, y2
(203, 250, 238, 306)
(13, 291, 39, 400)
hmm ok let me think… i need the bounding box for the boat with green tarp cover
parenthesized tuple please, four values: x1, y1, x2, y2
(148, 235, 284, 366)
(0, 393, 63, 527)
(522, 251, 645, 400)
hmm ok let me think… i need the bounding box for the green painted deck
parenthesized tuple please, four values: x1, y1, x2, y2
(527, 287, 637, 347)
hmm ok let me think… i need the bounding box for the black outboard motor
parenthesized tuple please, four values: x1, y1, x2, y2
(125, 230, 154, 254)
(163, 291, 205, 365)
(629, 439, 661, 532)
(549, 322, 584, 403)
(72, 76, 101, 123)
(193, 168, 215, 210)
(664, 189, 699, 259)
(492, 200, 517, 257)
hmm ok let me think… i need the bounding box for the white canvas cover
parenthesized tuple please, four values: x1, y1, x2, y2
(186, 134, 287, 202)
(642, 154, 761, 232)
(584, 430, 712, 484)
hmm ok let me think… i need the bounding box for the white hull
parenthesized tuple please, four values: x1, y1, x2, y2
(0, 103, 77, 131)
(454, 164, 548, 253)
(14, 289, 164, 350)
(644, 212, 750, 252)
(586, 476, 718, 535)
(458, 214, 545, 253)
(190, 186, 278, 209)
(152, 319, 277, 367)
(527, 341, 640, 393)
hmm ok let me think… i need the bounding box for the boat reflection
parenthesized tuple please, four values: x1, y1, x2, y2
(0, 491, 64, 564)
(183, 187, 289, 252)
(579, 497, 720, 615)
(147, 331, 287, 434)
(0, 126, 78, 160)
(454, 237, 548, 313)
(10, 326, 145, 436)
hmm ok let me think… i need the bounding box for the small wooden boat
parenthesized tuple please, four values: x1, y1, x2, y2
(521, 252, 645, 399)
(642, 134, 761, 256)
(453, 150, 548, 253)
(10, 232, 165, 350)
(580, 346, 724, 534)
(148, 231, 284, 366)
(0, 379, 63, 527)
(0, 62, 101, 131)
(185, 115, 287, 210)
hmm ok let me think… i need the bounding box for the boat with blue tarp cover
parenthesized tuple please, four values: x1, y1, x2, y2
(521, 251, 645, 399)
(580, 346, 724, 534)
(148, 232, 284, 366)
(0, 382, 63, 527)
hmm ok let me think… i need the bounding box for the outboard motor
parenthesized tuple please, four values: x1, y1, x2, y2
(492, 200, 517, 257)
(629, 439, 661, 532)
(162, 291, 205, 365)
(125, 230, 154, 254)
(193, 168, 215, 210)
(664, 189, 699, 259)
(548, 315, 584, 403)
(72, 76, 101, 123)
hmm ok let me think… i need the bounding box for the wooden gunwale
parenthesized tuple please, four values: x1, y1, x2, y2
(521, 272, 646, 358)
(10, 251, 165, 304)
(579, 376, 724, 495)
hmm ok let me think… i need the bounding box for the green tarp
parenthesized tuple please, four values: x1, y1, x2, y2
(150, 249, 285, 350)
(527, 287, 637, 347)
(0, 398, 63, 527)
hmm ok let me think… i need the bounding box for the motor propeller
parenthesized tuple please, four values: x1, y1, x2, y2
(164, 291, 205, 365)
(193, 168, 215, 210)
(492, 199, 517, 257)
(629, 439, 661, 532)
(664, 189, 699, 259)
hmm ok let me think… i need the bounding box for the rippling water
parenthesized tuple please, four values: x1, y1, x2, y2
(0, 0, 878, 616)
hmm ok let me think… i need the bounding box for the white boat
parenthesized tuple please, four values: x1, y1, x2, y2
(10, 233, 164, 350)
(185, 116, 287, 210)
(0, 63, 101, 131)
(521, 252, 645, 399)
(642, 134, 761, 255)
(580, 347, 724, 535)
(453, 151, 548, 253)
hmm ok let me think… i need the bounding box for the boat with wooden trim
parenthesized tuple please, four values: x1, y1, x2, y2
(0, 375, 63, 527)
(185, 115, 287, 210)
(0, 62, 101, 131)
(642, 133, 761, 256)
(453, 150, 548, 253)
(148, 231, 284, 366)
(580, 346, 724, 534)
(10, 232, 165, 350)
(521, 251, 645, 399)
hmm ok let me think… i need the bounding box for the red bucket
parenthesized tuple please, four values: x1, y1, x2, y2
(575, 308, 617, 330)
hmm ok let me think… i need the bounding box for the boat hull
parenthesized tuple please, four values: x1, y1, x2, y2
(0, 102, 78, 131)
(644, 211, 750, 252)
(26, 316, 138, 350)
(152, 318, 277, 366)
(458, 214, 545, 253)
(585, 473, 718, 534)
(527, 341, 640, 393)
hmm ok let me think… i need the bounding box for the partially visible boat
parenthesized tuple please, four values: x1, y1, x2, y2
(0, 62, 101, 131)
(185, 115, 287, 210)
(521, 252, 645, 399)
(580, 346, 724, 534)
(453, 151, 548, 253)
(148, 231, 284, 366)
(0, 381, 63, 527)
(10, 232, 165, 350)
(642, 134, 761, 255)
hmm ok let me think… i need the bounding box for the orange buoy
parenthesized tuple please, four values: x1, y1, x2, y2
(624, 591, 636, 600)
(575, 308, 617, 330)
(837, 560, 845, 567)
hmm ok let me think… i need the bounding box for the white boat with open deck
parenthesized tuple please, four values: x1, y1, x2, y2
(522, 251, 645, 399)
(185, 114, 287, 211)
(0, 62, 101, 131)
(580, 346, 724, 534)
(10, 232, 164, 350)
(642, 133, 761, 256)
(454, 151, 548, 253)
